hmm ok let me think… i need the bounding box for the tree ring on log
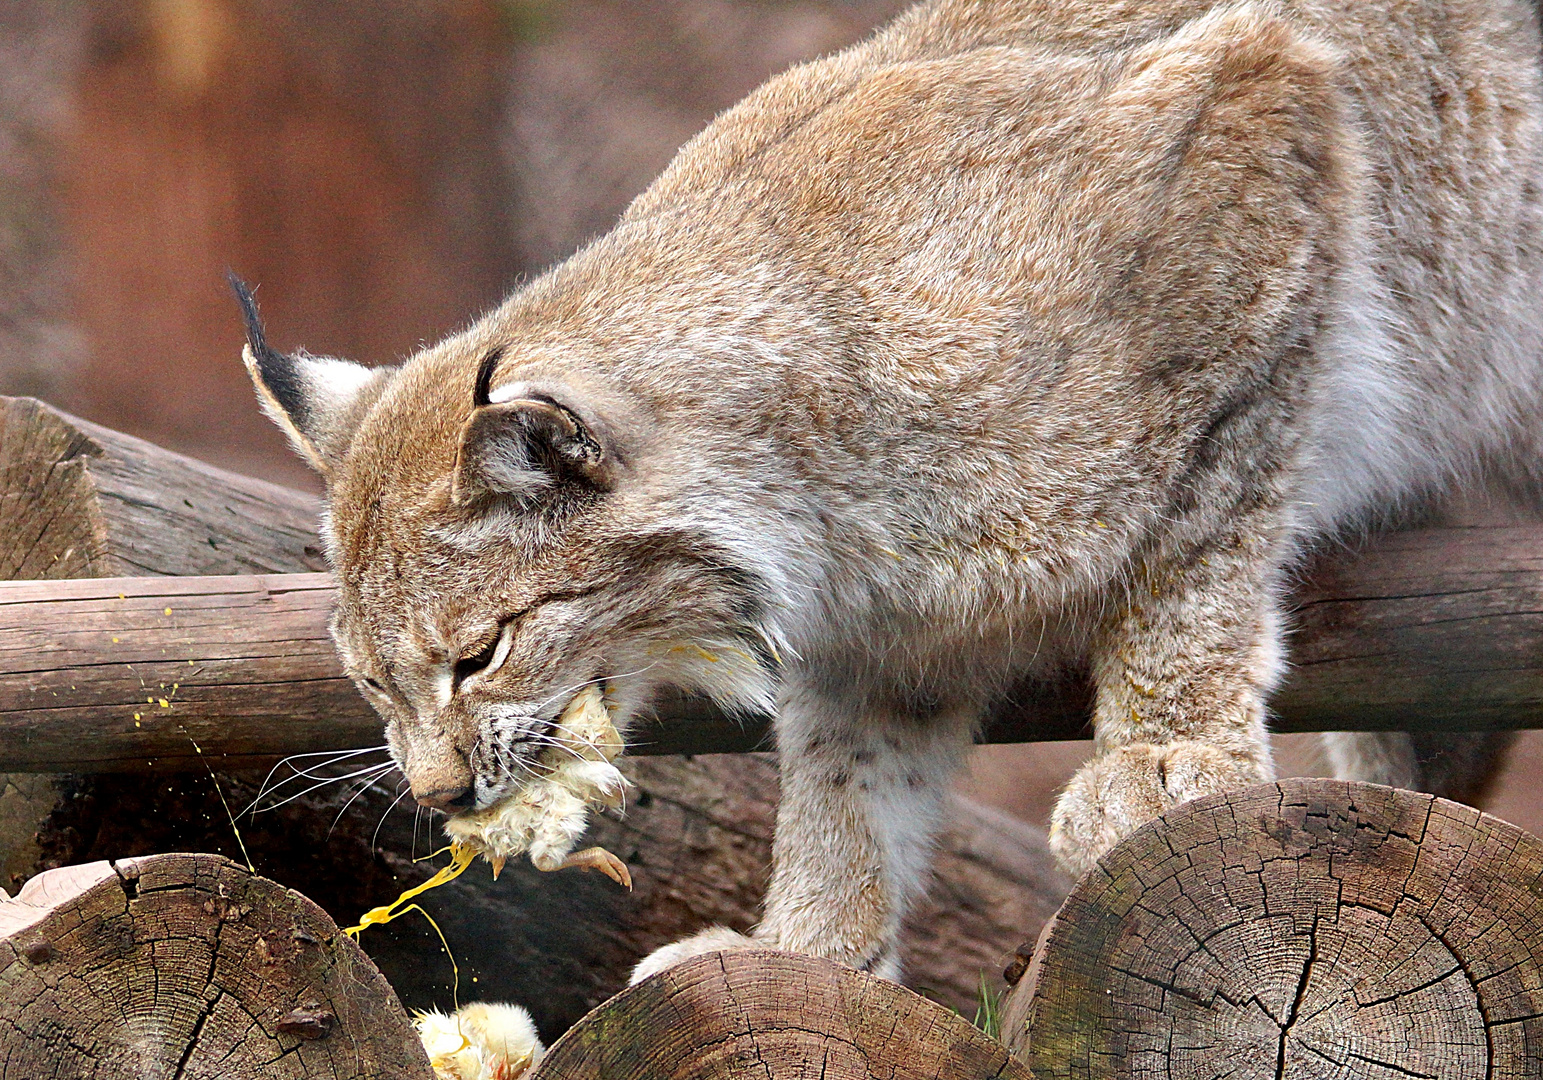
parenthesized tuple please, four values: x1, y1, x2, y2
(0, 852, 434, 1079)
(1001, 778, 1543, 1077)
(533, 948, 1029, 1079)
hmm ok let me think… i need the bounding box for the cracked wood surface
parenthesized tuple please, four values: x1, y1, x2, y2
(1000, 777, 1543, 1078)
(533, 948, 1028, 1080)
(0, 852, 433, 1079)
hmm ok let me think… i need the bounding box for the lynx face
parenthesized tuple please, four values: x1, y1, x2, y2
(233, 283, 778, 812)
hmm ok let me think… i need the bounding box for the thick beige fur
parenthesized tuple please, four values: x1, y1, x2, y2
(243, 0, 1543, 983)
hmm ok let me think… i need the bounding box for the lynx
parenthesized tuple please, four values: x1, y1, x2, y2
(240, 0, 1543, 982)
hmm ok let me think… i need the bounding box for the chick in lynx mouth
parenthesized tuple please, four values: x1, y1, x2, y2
(237, 0, 1543, 995)
(440, 683, 632, 888)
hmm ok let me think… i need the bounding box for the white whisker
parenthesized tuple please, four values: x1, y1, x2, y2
(528, 659, 664, 718)
(373, 780, 412, 849)
(246, 745, 389, 816)
(250, 762, 397, 815)
(327, 765, 398, 839)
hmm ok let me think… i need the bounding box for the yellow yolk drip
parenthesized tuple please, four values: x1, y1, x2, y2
(344, 843, 478, 938)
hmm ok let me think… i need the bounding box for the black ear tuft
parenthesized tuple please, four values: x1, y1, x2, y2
(230, 270, 388, 478)
(472, 348, 503, 409)
(228, 271, 309, 429)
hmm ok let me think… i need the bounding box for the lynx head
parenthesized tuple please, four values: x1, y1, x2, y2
(231, 277, 778, 813)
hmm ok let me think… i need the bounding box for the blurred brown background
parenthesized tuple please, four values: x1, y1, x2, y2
(2, 0, 1541, 1020)
(0, 0, 909, 486)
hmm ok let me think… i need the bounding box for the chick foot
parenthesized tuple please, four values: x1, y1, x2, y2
(545, 845, 633, 889)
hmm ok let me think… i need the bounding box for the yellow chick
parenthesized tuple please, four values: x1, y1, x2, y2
(415, 1002, 543, 1080)
(444, 685, 633, 887)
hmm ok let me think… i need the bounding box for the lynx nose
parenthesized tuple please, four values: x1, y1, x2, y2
(413, 785, 476, 812)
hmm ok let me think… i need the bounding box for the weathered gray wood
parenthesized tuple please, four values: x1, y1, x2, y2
(533, 948, 1028, 1080)
(0, 573, 770, 772)
(999, 778, 1543, 1077)
(0, 852, 434, 1079)
(0, 574, 361, 773)
(1277, 524, 1543, 734)
(0, 395, 325, 580)
(7, 518, 1543, 771)
(0, 394, 328, 893)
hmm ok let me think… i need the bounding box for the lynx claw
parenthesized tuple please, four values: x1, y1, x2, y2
(1049, 740, 1267, 879)
(551, 846, 633, 889)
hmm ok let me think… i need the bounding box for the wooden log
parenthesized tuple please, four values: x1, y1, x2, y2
(36, 752, 1069, 1035)
(999, 777, 1543, 1077)
(0, 573, 769, 772)
(8, 518, 1543, 771)
(0, 393, 326, 890)
(0, 395, 324, 580)
(0, 852, 434, 1079)
(531, 948, 1028, 1080)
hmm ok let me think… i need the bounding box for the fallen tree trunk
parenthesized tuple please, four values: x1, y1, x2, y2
(999, 778, 1543, 1077)
(5, 518, 1543, 771)
(533, 949, 1027, 1080)
(0, 852, 434, 1079)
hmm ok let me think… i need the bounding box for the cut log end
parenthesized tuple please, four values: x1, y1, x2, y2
(534, 948, 1028, 1080)
(0, 853, 434, 1080)
(1002, 777, 1543, 1078)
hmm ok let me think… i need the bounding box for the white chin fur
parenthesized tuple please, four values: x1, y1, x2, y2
(658, 638, 778, 717)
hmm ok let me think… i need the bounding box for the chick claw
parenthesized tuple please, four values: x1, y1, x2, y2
(548, 846, 632, 889)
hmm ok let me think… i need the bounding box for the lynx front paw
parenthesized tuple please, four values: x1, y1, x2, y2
(1049, 741, 1266, 878)
(629, 925, 757, 985)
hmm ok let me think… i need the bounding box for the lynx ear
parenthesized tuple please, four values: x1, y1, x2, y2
(229, 274, 395, 479)
(450, 350, 617, 506)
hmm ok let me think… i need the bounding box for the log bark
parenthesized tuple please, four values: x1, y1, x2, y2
(0, 852, 434, 1079)
(8, 520, 1543, 771)
(532, 948, 1028, 1080)
(999, 777, 1543, 1078)
(0, 396, 324, 581)
(0, 573, 772, 772)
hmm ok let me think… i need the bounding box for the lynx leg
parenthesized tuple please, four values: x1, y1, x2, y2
(750, 683, 976, 980)
(628, 681, 976, 984)
(1320, 731, 1419, 789)
(1050, 535, 1282, 878)
(1323, 730, 1516, 806)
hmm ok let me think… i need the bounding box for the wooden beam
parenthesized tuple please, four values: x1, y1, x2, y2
(3, 520, 1543, 772)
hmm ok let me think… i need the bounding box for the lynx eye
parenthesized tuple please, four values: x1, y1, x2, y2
(360, 676, 386, 694)
(454, 622, 515, 688)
